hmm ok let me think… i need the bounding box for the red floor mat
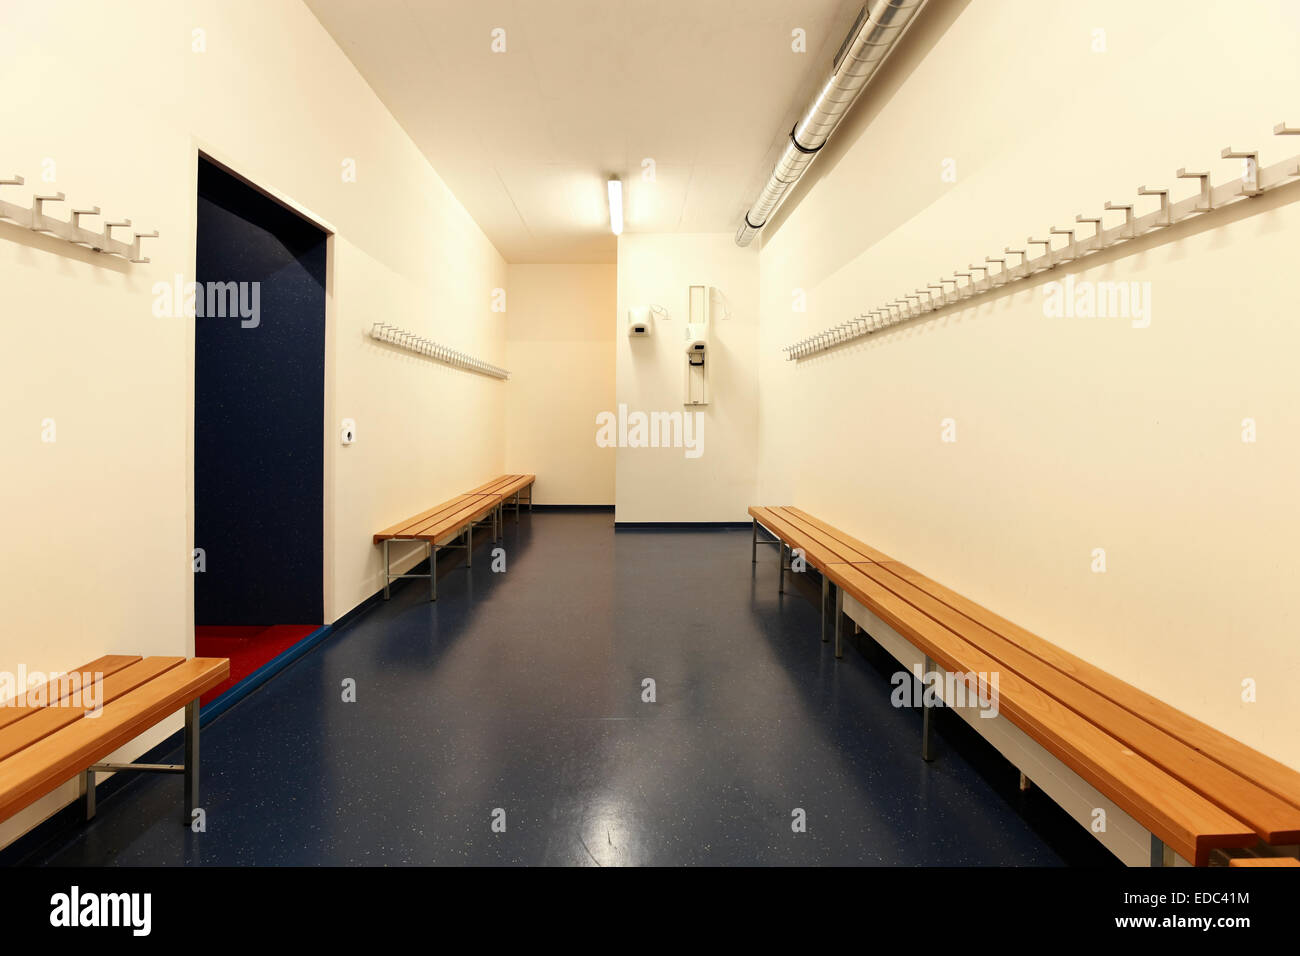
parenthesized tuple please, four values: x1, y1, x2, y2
(195, 624, 319, 704)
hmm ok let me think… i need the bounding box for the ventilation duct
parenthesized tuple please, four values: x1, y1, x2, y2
(734, 0, 927, 247)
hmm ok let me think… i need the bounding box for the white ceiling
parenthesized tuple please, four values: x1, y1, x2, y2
(305, 0, 862, 263)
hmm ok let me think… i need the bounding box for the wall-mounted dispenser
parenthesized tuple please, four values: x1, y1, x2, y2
(628, 306, 652, 337)
(684, 284, 710, 405)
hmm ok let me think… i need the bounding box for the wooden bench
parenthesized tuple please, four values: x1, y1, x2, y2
(471, 474, 535, 522)
(749, 505, 1300, 867)
(374, 493, 505, 601)
(0, 654, 229, 828)
(750, 506, 890, 642)
(1228, 857, 1300, 867)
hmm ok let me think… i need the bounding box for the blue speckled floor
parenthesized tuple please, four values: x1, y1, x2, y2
(24, 512, 1117, 866)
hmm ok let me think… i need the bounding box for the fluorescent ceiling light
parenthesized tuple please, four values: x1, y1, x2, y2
(607, 177, 623, 236)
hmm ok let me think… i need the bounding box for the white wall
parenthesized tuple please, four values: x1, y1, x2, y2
(0, 0, 506, 846)
(504, 264, 616, 504)
(615, 234, 759, 522)
(757, 0, 1300, 769)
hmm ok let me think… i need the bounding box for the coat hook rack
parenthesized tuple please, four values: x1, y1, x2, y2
(370, 323, 509, 380)
(1272, 123, 1300, 174)
(782, 118, 1300, 361)
(0, 174, 158, 262)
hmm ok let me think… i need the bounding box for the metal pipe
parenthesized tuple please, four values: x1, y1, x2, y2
(735, 0, 927, 246)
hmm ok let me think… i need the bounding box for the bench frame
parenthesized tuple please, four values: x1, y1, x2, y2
(380, 495, 511, 602)
(378, 477, 534, 602)
(383, 524, 474, 602)
(508, 486, 532, 521)
(752, 515, 846, 651)
(80, 699, 200, 825)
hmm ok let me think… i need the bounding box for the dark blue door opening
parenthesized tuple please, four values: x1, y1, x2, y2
(194, 157, 326, 630)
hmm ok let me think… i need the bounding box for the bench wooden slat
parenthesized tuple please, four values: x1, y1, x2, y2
(881, 561, 1300, 817)
(851, 561, 1300, 844)
(0, 655, 142, 731)
(471, 474, 534, 498)
(401, 494, 501, 540)
(377, 477, 533, 546)
(751, 506, 889, 566)
(0, 657, 185, 762)
(374, 494, 480, 542)
(0, 657, 229, 824)
(749, 506, 826, 565)
(826, 561, 1255, 865)
(469, 476, 512, 494)
(749, 506, 860, 570)
(769, 506, 881, 563)
(782, 507, 894, 563)
(375, 493, 505, 544)
(1228, 857, 1300, 867)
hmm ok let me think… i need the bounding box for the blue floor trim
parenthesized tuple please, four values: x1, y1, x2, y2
(198, 623, 333, 724)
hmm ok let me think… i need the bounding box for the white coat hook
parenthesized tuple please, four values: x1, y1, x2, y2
(70, 205, 100, 238)
(1102, 202, 1134, 240)
(1175, 169, 1212, 213)
(1048, 226, 1076, 261)
(1220, 147, 1261, 196)
(1275, 123, 1300, 175)
(1074, 214, 1103, 247)
(1136, 185, 1171, 227)
(129, 229, 158, 263)
(30, 192, 66, 234)
(1026, 237, 1053, 271)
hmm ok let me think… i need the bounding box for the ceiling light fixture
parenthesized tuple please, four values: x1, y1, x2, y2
(607, 177, 623, 236)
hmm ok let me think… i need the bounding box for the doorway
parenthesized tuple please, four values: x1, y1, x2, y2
(193, 156, 327, 700)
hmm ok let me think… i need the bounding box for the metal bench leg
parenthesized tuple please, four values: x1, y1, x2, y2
(821, 575, 830, 642)
(751, 518, 758, 564)
(778, 543, 786, 594)
(467, 523, 473, 568)
(80, 768, 95, 820)
(1150, 835, 1174, 867)
(428, 541, 435, 600)
(921, 655, 935, 761)
(183, 698, 199, 824)
(515, 491, 521, 523)
(834, 585, 844, 659)
(382, 539, 391, 599)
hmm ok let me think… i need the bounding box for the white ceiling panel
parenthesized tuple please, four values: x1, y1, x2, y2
(306, 0, 862, 262)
